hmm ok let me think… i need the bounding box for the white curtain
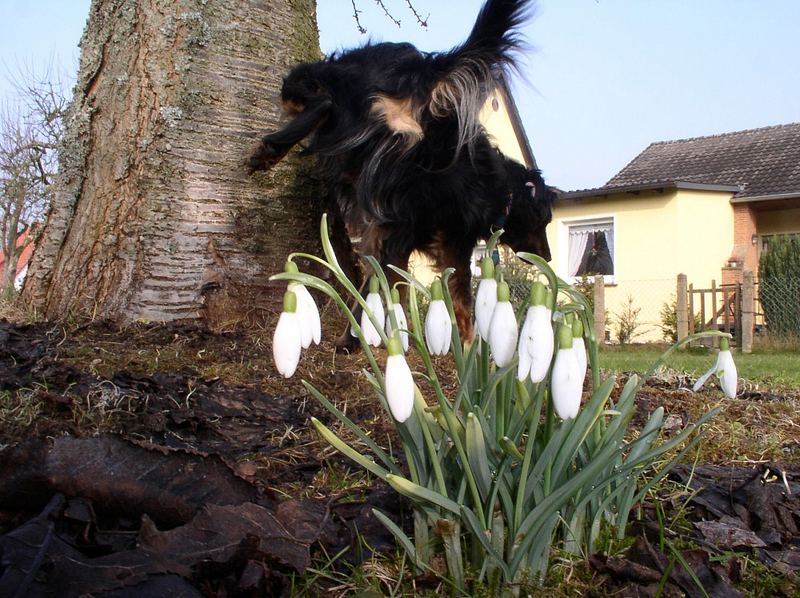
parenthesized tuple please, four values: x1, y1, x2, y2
(568, 229, 590, 277)
(568, 221, 614, 276)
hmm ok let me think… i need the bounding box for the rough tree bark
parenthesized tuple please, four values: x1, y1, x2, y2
(22, 0, 324, 324)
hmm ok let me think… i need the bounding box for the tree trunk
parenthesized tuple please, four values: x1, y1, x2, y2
(22, 0, 323, 325)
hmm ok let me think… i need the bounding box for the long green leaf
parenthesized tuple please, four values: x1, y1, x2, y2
(304, 383, 400, 474)
(372, 508, 432, 573)
(466, 413, 494, 502)
(460, 506, 512, 581)
(311, 418, 391, 481)
(386, 474, 462, 517)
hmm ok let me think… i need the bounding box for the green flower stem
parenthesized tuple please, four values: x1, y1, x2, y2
(439, 269, 465, 368)
(415, 388, 448, 498)
(406, 276, 487, 524)
(513, 388, 546, 533)
(496, 378, 507, 443)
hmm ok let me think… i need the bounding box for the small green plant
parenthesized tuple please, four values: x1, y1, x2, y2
(759, 234, 800, 335)
(273, 216, 726, 593)
(613, 294, 644, 344)
(659, 298, 702, 343)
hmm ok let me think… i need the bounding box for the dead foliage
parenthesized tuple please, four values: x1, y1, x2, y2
(1, 319, 799, 595)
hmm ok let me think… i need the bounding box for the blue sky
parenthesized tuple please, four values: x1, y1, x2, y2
(2, 0, 799, 191)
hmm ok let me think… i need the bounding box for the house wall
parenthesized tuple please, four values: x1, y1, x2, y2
(549, 188, 735, 342)
(479, 90, 527, 167)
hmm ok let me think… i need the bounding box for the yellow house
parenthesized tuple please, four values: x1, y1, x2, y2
(551, 123, 800, 341)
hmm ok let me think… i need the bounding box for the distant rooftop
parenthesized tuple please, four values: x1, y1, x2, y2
(563, 123, 800, 201)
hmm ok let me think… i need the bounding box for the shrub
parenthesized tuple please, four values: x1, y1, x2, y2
(758, 234, 800, 335)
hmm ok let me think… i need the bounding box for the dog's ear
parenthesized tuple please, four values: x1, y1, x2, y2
(247, 98, 332, 173)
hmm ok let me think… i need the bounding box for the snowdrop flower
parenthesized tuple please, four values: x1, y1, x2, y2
(284, 261, 320, 348)
(572, 317, 588, 383)
(385, 288, 409, 352)
(273, 290, 302, 378)
(474, 257, 497, 340)
(692, 337, 738, 398)
(551, 323, 584, 420)
(425, 279, 452, 355)
(384, 333, 414, 422)
(361, 276, 385, 347)
(517, 281, 554, 383)
(488, 280, 518, 367)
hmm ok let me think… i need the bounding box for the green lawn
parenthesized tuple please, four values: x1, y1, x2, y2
(598, 344, 800, 390)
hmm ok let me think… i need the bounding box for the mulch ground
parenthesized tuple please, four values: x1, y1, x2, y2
(1, 319, 798, 596)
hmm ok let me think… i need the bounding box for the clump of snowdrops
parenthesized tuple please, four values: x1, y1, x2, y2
(272, 216, 733, 593)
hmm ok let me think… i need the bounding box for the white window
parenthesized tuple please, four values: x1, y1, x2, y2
(564, 218, 615, 283)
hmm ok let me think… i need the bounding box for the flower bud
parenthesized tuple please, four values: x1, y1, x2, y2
(361, 276, 385, 347)
(385, 288, 409, 352)
(489, 280, 518, 367)
(385, 334, 414, 422)
(551, 323, 583, 419)
(273, 290, 302, 378)
(475, 257, 498, 340)
(425, 279, 451, 355)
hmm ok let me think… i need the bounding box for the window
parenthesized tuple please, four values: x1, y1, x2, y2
(566, 218, 614, 282)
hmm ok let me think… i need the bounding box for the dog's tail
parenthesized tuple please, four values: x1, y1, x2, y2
(431, 0, 532, 154)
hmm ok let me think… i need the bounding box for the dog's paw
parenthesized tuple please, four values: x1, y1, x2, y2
(334, 331, 361, 354)
(246, 141, 284, 174)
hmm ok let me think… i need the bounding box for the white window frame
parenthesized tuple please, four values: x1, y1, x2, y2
(558, 215, 616, 285)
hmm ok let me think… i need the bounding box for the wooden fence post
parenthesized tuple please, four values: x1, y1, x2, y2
(594, 275, 605, 344)
(741, 270, 755, 353)
(677, 273, 688, 342)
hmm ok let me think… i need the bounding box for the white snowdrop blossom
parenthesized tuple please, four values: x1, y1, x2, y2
(488, 280, 518, 367)
(283, 261, 321, 348)
(425, 279, 452, 355)
(384, 334, 414, 422)
(517, 281, 554, 383)
(692, 337, 738, 399)
(273, 290, 303, 378)
(474, 257, 498, 340)
(385, 288, 409, 352)
(361, 276, 385, 347)
(572, 318, 588, 384)
(551, 323, 583, 420)
(290, 283, 321, 348)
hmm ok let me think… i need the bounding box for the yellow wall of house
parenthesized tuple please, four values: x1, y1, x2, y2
(480, 90, 527, 166)
(757, 207, 800, 235)
(549, 189, 735, 341)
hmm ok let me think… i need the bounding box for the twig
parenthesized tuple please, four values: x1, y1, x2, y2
(350, 0, 367, 34)
(404, 0, 429, 28)
(374, 0, 401, 28)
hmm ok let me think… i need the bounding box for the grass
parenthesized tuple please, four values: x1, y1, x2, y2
(599, 343, 800, 390)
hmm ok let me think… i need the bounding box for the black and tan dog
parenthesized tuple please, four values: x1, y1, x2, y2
(249, 0, 554, 344)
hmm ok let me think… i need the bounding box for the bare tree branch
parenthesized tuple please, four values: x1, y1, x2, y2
(348, 0, 428, 33)
(0, 63, 68, 296)
(403, 0, 429, 28)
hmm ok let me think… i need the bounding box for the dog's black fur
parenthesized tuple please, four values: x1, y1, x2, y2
(249, 0, 555, 342)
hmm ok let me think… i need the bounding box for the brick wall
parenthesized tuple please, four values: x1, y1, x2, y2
(728, 203, 758, 274)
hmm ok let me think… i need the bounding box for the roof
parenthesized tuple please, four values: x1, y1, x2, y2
(563, 123, 800, 201)
(0, 227, 36, 278)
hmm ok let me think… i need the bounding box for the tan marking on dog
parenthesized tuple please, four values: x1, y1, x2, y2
(283, 99, 305, 115)
(370, 95, 424, 146)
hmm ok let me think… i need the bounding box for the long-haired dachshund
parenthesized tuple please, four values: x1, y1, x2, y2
(249, 0, 555, 345)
